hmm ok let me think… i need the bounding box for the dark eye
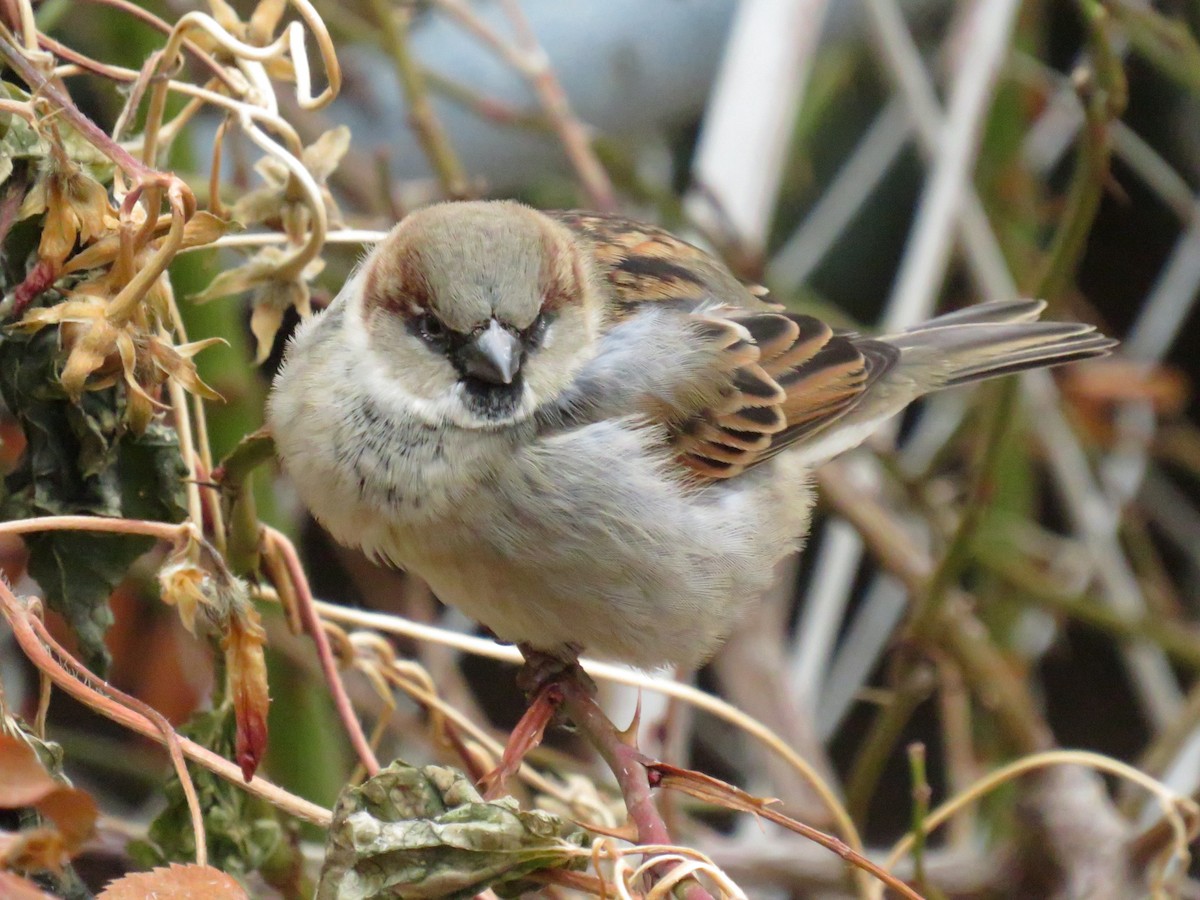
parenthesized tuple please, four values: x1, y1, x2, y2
(525, 312, 552, 347)
(416, 313, 448, 346)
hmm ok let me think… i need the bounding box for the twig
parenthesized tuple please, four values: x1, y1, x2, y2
(434, 0, 615, 211)
(651, 763, 925, 900)
(310, 598, 865, 856)
(261, 527, 380, 777)
(845, 665, 936, 825)
(0, 515, 192, 542)
(0, 24, 179, 190)
(871, 750, 1198, 900)
(0, 582, 329, 828)
(557, 677, 715, 900)
(818, 463, 1055, 756)
(366, 0, 469, 198)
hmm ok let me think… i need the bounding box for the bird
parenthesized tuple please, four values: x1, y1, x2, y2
(267, 199, 1116, 675)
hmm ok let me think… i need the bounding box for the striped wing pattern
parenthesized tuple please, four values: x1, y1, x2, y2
(553, 210, 898, 479)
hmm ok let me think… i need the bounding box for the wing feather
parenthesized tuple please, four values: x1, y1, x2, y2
(553, 210, 899, 481)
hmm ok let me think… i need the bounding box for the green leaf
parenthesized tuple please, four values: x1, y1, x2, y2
(317, 761, 588, 900)
(24, 531, 150, 669)
(130, 706, 289, 881)
(0, 297, 187, 671)
(0, 84, 114, 181)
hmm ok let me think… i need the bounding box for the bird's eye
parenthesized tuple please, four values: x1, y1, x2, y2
(525, 312, 553, 347)
(416, 314, 448, 346)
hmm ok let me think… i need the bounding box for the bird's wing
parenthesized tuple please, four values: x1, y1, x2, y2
(550, 210, 898, 480)
(672, 311, 898, 479)
(550, 210, 774, 316)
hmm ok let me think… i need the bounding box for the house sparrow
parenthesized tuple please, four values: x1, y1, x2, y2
(267, 200, 1115, 671)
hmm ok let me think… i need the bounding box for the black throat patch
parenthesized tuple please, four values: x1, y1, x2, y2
(460, 375, 524, 420)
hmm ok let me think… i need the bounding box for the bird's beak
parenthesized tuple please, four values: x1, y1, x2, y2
(459, 319, 522, 385)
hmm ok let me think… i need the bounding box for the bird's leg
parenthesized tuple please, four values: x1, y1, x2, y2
(481, 643, 592, 799)
(485, 646, 714, 899)
(513, 642, 590, 695)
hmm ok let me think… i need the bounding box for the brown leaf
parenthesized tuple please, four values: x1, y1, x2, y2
(0, 735, 98, 856)
(224, 608, 270, 781)
(0, 735, 59, 808)
(98, 864, 247, 899)
(0, 870, 59, 899)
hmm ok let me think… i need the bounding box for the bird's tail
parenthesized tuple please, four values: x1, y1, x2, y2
(884, 299, 1117, 389)
(787, 300, 1115, 466)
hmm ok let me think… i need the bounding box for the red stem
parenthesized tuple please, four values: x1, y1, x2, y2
(262, 526, 381, 778)
(558, 677, 715, 900)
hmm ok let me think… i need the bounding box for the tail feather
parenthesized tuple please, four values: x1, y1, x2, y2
(786, 302, 1116, 466)
(901, 298, 1047, 330)
(885, 317, 1117, 390)
(941, 332, 1116, 387)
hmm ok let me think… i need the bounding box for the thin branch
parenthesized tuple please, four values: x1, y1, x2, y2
(0, 581, 330, 827)
(261, 527, 381, 777)
(434, 0, 616, 211)
(366, 0, 469, 198)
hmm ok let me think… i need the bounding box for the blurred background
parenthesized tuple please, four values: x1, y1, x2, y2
(5, 0, 1200, 897)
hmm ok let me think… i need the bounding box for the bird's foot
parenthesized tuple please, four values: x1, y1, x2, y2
(480, 644, 593, 799)
(513, 643, 595, 697)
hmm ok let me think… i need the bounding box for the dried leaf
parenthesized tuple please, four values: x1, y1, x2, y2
(181, 210, 238, 249)
(302, 126, 351, 182)
(224, 608, 270, 782)
(317, 761, 588, 899)
(156, 541, 269, 782)
(0, 734, 97, 857)
(193, 246, 323, 362)
(229, 127, 348, 234)
(98, 864, 247, 899)
(157, 558, 213, 635)
(0, 870, 58, 900)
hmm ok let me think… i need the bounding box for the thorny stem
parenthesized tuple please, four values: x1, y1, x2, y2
(0, 25, 180, 191)
(316, 597, 867, 856)
(261, 526, 381, 778)
(557, 677, 716, 900)
(366, 0, 470, 198)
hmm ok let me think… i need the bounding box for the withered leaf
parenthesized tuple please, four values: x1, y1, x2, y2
(317, 761, 587, 900)
(0, 313, 187, 670)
